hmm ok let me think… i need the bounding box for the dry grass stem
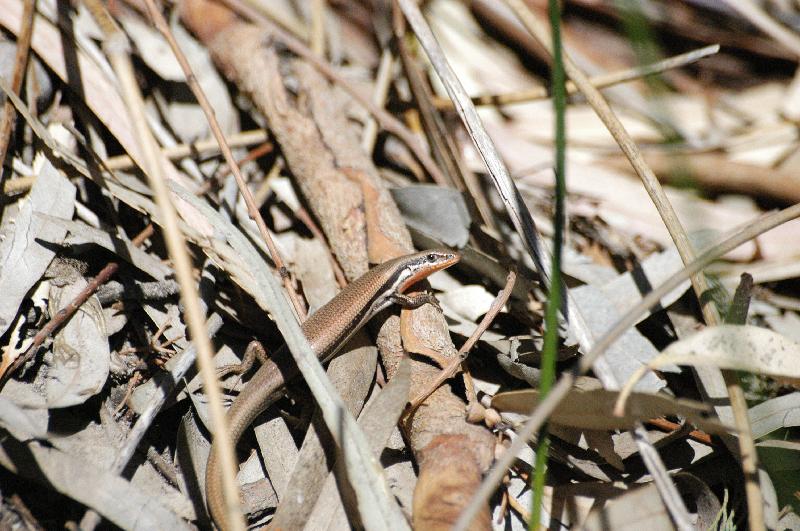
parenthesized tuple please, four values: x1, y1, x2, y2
(80, 0, 244, 528)
(142, 0, 305, 320)
(433, 44, 720, 109)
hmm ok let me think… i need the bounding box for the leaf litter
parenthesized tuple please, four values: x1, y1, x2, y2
(0, 0, 800, 529)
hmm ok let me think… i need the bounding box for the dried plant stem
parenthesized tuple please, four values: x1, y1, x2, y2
(720, 0, 800, 58)
(79, 1, 244, 529)
(361, 49, 395, 152)
(142, 0, 305, 320)
(0, 0, 35, 170)
(104, 129, 268, 170)
(646, 418, 713, 445)
(0, 262, 119, 385)
(456, 199, 800, 530)
(395, 0, 596, 363)
(407, 270, 516, 411)
(433, 44, 719, 109)
(502, 4, 763, 529)
(310, 0, 326, 57)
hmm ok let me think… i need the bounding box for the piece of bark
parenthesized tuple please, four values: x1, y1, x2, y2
(413, 434, 490, 531)
(179, 1, 495, 528)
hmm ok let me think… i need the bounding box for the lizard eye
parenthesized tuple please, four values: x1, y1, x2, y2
(427, 253, 436, 262)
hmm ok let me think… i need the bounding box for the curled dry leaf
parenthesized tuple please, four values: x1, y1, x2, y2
(749, 392, 800, 439)
(616, 325, 800, 416)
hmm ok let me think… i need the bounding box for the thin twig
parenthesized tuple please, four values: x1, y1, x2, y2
(196, 141, 274, 196)
(407, 270, 516, 411)
(0, 0, 35, 170)
(80, 1, 244, 529)
(454, 201, 800, 530)
(433, 44, 719, 108)
(646, 417, 714, 446)
(0, 262, 119, 387)
(143, 0, 306, 320)
(131, 224, 155, 247)
(103, 129, 269, 170)
(361, 49, 395, 153)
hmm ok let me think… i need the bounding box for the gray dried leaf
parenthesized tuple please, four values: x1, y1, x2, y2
(0, 159, 75, 337)
(0, 395, 49, 440)
(307, 357, 412, 530)
(439, 284, 497, 322)
(103, 306, 128, 337)
(581, 482, 680, 531)
(254, 412, 298, 499)
(0, 438, 190, 530)
(572, 284, 672, 393)
(121, 15, 183, 80)
(778, 510, 800, 530)
(175, 410, 212, 502)
(764, 311, 800, 343)
(121, 15, 238, 141)
(391, 185, 471, 247)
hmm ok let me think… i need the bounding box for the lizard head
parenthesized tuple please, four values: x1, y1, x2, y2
(396, 249, 460, 293)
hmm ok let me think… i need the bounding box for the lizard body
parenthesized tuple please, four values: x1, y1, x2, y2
(205, 249, 460, 529)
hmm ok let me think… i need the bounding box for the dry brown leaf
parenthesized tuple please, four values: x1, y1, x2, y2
(492, 388, 728, 434)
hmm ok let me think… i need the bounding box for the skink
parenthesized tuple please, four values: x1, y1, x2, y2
(206, 249, 460, 529)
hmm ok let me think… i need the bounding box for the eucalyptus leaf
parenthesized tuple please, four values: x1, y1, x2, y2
(492, 388, 727, 434)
